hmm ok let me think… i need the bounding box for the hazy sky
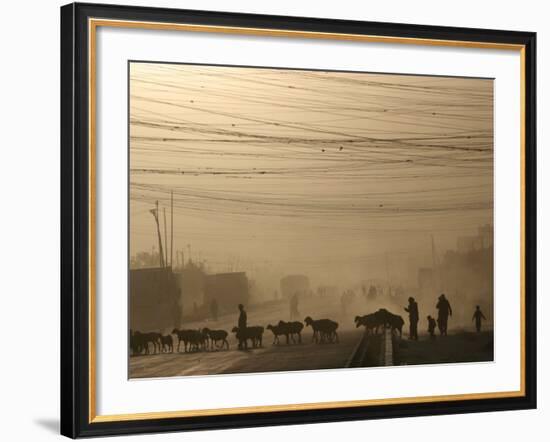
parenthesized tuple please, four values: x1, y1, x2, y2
(129, 62, 493, 286)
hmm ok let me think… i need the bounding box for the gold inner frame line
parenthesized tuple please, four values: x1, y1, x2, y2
(88, 17, 527, 424)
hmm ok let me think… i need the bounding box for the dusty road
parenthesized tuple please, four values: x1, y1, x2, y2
(129, 329, 363, 378)
(129, 295, 494, 378)
(130, 295, 368, 378)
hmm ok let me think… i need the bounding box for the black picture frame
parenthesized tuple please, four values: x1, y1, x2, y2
(61, 2, 537, 438)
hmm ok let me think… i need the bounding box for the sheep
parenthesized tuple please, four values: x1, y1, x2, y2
(130, 330, 146, 355)
(172, 328, 189, 352)
(188, 329, 205, 352)
(202, 328, 229, 350)
(172, 328, 203, 352)
(200, 328, 211, 351)
(304, 316, 339, 344)
(232, 326, 264, 349)
(371, 309, 404, 337)
(266, 323, 290, 345)
(143, 332, 162, 354)
(354, 313, 380, 335)
(278, 320, 304, 344)
(160, 334, 173, 353)
(134, 331, 162, 355)
(387, 313, 404, 337)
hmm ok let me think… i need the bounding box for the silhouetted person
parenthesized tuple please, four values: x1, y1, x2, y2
(210, 298, 218, 321)
(472, 305, 487, 332)
(237, 303, 247, 349)
(427, 315, 436, 339)
(436, 294, 452, 336)
(404, 297, 419, 340)
(290, 293, 300, 320)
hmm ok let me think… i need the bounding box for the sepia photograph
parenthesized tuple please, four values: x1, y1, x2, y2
(128, 61, 494, 379)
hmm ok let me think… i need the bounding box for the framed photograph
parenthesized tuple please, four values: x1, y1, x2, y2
(60, 2, 536, 438)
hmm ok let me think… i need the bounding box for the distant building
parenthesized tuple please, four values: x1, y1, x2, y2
(173, 261, 205, 314)
(317, 285, 337, 298)
(478, 224, 493, 249)
(130, 267, 181, 332)
(280, 274, 310, 299)
(204, 272, 249, 313)
(417, 267, 434, 292)
(457, 236, 483, 253)
(457, 224, 493, 253)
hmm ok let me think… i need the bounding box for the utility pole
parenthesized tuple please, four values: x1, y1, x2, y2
(431, 234, 439, 292)
(385, 253, 391, 297)
(163, 207, 168, 268)
(170, 190, 174, 269)
(149, 201, 165, 268)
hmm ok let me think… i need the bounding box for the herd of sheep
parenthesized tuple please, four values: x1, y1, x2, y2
(130, 309, 404, 356)
(130, 316, 342, 356)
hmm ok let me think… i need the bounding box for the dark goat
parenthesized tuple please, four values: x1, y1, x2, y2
(304, 317, 339, 344)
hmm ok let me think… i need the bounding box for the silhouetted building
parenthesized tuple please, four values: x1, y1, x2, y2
(457, 224, 493, 253)
(280, 274, 310, 299)
(204, 272, 249, 313)
(317, 285, 337, 298)
(457, 235, 483, 253)
(478, 224, 493, 249)
(417, 267, 434, 293)
(173, 261, 206, 314)
(130, 267, 181, 332)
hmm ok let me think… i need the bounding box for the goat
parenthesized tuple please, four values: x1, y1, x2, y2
(304, 317, 339, 344)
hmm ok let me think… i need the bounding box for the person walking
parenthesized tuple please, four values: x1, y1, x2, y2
(237, 303, 247, 349)
(404, 297, 419, 340)
(472, 305, 487, 332)
(436, 294, 452, 336)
